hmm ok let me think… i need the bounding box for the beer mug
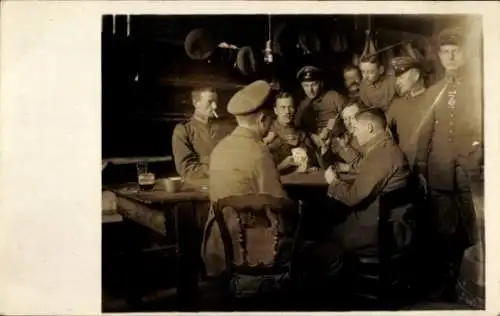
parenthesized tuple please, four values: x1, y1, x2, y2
(137, 161, 155, 191)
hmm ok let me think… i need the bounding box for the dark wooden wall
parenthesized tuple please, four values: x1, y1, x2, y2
(101, 14, 480, 159)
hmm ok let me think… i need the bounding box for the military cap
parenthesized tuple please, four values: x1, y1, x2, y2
(227, 80, 272, 115)
(390, 56, 421, 77)
(438, 27, 463, 47)
(296, 65, 322, 82)
(184, 28, 216, 61)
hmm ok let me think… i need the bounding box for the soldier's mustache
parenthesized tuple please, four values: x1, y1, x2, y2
(348, 83, 360, 91)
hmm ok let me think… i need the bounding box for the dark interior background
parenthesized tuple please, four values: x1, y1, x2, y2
(101, 14, 482, 159)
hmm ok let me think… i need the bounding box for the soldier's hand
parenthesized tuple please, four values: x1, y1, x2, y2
(278, 155, 297, 170)
(324, 166, 338, 184)
(336, 135, 350, 148)
(310, 133, 323, 148)
(263, 131, 277, 145)
(336, 162, 351, 173)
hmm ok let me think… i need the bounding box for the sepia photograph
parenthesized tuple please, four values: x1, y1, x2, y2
(97, 12, 484, 313)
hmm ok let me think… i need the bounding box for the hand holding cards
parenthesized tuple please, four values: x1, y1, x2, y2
(291, 147, 308, 172)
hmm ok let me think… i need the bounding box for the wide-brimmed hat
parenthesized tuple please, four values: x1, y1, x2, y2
(235, 46, 258, 76)
(298, 29, 321, 55)
(184, 28, 217, 61)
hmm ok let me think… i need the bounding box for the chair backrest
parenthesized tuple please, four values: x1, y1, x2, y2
(212, 194, 296, 276)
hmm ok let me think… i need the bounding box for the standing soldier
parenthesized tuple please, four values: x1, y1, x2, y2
(415, 27, 483, 299)
(171, 87, 235, 187)
(294, 66, 347, 136)
(342, 64, 362, 101)
(358, 54, 397, 112)
(386, 56, 431, 169)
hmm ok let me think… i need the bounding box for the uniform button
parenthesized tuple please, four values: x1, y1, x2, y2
(448, 138, 453, 142)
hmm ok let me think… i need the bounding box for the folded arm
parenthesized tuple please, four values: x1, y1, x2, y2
(327, 154, 392, 207)
(172, 124, 209, 180)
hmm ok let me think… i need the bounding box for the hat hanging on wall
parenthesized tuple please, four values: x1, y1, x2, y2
(331, 32, 343, 53)
(271, 21, 288, 56)
(184, 28, 217, 61)
(360, 29, 378, 60)
(298, 29, 321, 55)
(235, 46, 258, 76)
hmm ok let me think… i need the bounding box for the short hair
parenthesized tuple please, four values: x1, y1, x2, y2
(191, 87, 215, 104)
(359, 55, 381, 66)
(342, 100, 368, 114)
(275, 91, 294, 104)
(343, 64, 360, 74)
(355, 107, 387, 130)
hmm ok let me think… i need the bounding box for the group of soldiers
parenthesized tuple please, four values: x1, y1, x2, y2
(171, 26, 483, 299)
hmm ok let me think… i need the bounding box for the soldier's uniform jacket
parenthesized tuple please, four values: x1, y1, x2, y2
(386, 88, 433, 169)
(359, 75, 397, 111)
(202, 126, 290, 277)
(171, 114, 235, 186)
(330, 135, 362, 167)
(294, 90, 346, 135)
(327, 132, 411, 253)
(415, 74, 483, 191)
(267, 120, 318, 169)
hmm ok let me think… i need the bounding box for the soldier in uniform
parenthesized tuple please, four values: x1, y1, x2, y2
(328, 101, 366, 175)
(386, 56, 431, 169)
(325, 108, 412, 253)
(294, 66, 347, 136)
(264, 92, 320, 174)
(202, 80, 291, 277)
(415, 27, 483, 299)
(342, 64, 362, 101)
(172, 87, 235, 187)
(358, 55, 397, 112)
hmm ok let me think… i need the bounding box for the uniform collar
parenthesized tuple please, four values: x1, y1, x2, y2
(272, 120, 295, 133)
(364, 75, 386, 89)
(192, 111, 212, 124)
(271, 120, 301, 145)
(307, 90, 327, 103)
(445, 70, 465, 85)
(361, 131, 391, 156)
(233, 126, 263, 142)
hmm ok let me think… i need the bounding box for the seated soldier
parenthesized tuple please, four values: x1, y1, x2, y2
(203, 81, 295, 296)
(359, 55, 397, 112)
(264, 92, 320, 174)
(324, 108, 412, 254)
(329, 101, 367, 174)
(203, 81, 291, 275)
(171, 87, 235, 187)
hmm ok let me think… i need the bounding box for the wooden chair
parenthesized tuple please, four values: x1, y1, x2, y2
(348, 181, 420, 310)
(209, 194, 298, 310)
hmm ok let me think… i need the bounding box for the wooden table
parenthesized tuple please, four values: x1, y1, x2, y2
(106, 171, 329, 309)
